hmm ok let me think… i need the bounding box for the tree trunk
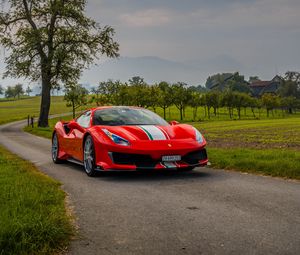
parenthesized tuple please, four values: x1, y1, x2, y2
(72, 100, 76, 119)
(193, 107, 198, 120)
(38, 75, 51, 127)
(163, 107, 166, 120)
(180, 108, 183, 120)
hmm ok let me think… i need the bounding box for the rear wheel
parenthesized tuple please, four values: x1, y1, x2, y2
(83, 135, 97, 177)
(52, 133, 63, 163)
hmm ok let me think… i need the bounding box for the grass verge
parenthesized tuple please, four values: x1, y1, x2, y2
(0, 145, 74, 255)
(208, 148, 300, 180)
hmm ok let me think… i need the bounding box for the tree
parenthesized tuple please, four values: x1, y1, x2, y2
(14, 84, 24, 99)
(5, 86, 16, 98)
(64, 84, 88, 118)
(205, 91, 220, 118)
(127, 76, 150, 107)
(262, 94, 280, 117)
(26, 86, 32, 96)
(157, 81, 173, 119)
(189, 91, 202, 120)
(278, 71, 300, 99)
(249, 76, 260, 83)
(0, 85, 3, 95)
(0, 0, 119, 127)
(172, 82, 191, 120)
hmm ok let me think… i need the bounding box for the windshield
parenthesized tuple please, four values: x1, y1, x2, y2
(93, 107, 169, 126)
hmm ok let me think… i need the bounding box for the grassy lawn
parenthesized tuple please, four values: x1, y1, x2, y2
(0, 96, 91, 125)
(0, 146, 74, 255)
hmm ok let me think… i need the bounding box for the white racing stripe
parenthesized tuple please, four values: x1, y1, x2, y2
(139, 125, 167, 140)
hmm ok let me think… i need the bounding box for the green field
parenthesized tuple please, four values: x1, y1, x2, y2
(0, 96, 91, 125)
(0, 146, 73, 255)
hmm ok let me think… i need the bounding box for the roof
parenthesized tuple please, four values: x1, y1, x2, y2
(249, 81, 273, 88)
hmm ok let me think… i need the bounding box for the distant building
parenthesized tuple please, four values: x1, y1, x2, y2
(248, 75, 283, 97)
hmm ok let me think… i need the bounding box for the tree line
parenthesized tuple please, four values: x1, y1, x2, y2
(0, 84, 32, 99)
(64, 75, 300, 120)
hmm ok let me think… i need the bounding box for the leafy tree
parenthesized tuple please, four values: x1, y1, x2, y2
(0, 85, 3, 95)
(189, 91, 202, 120)
(147, 85, 160, 112)
(221, 91, 235, 119)
(0, 0, 119, 127)
(172, 82, 191, 120)
(64, 84, 88, 118)
(14, 84, 24, 99)
(5, 86, 16, 98)
(25, 86, 32, 96)
(262, 94, 280, 117)
(129, 76, 146, 86)
(249, 76, 260, 83)
(127, 77, 150, 107)
(225, 72, 251, 94)
(157, 81, 173, 119)
(280, 97, 298, 114)
(205, 91, 220, 118)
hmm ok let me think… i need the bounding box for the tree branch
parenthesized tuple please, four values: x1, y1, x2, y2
(22, 0, 46, 60)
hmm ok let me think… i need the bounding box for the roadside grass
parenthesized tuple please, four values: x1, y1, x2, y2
(208, 148, 300, 180)
(24, 115, 73, 139)
(0, 146, 74, 255)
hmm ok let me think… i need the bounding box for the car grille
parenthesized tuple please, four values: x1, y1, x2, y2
(109, 148, 207, 169)
(182, 149, 208, 165)
(110, 152, 157, 168)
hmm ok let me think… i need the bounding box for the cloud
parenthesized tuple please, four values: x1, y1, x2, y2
(119, 9, 172, 27)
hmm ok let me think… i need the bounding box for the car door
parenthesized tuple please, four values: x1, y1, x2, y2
(69, 111, 91, 161)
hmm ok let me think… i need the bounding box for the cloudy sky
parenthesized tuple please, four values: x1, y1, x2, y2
(1, 0, 300, 88)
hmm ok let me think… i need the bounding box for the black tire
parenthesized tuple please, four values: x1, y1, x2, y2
(52, 132, 64, 164)
(83, 135, 97, 177)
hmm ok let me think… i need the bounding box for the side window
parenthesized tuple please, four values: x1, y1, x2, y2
(76, 111, 91, 128)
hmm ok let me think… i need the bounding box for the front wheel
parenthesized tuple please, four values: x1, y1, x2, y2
(83, 135, 97, 177)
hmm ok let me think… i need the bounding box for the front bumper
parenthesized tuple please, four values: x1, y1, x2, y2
(95, 145, 208, 171)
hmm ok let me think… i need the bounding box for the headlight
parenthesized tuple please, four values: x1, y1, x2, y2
(193, 127, 203, 143)
(102, 129, 130, 146)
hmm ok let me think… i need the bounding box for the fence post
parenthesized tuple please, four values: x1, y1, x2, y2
(31, 116, 34, 128)
(27, 115, 30, 127)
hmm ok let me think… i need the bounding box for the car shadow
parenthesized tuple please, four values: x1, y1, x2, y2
(95, 168, 213, 183)
(64, 161, 220, 183)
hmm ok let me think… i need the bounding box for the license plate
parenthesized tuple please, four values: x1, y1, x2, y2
(162, 155, 181, 162)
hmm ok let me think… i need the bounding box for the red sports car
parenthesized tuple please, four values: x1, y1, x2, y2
(52, 106, 208, 176)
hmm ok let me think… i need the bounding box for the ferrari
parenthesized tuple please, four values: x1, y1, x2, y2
(52, 106, 208, 176)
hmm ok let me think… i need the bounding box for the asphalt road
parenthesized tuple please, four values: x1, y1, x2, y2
(0, 120, 300, 255)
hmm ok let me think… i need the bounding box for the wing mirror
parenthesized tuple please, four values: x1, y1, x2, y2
(169, 120, 179, 125)
(68, 121, 85, 132)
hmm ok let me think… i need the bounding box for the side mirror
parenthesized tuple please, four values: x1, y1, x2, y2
(68, 121, 85, 132)
(169, 120, 179, 125)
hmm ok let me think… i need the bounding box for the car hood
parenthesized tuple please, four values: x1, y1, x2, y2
(93, 124, 198, 142)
